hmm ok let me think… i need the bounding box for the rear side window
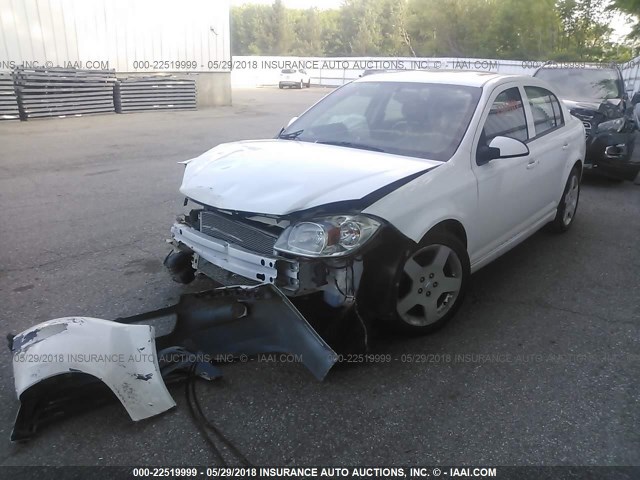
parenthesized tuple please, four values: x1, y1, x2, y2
(524, 86, 564, 138)
(483, 87, 528, 143)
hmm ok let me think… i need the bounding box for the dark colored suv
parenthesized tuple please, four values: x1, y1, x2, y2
(534, 64, 640, 181)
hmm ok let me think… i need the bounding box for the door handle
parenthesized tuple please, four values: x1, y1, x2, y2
(562, 142, 569, 150)
(526, 159, 538, 169)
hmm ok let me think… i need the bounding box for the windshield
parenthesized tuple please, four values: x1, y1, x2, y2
(534, 68, 621, 101)
(279, 81, 481, 161)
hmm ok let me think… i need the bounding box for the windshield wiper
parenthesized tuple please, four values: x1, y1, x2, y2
(316, 140, 385, 152)
(278, 129, 304, 140)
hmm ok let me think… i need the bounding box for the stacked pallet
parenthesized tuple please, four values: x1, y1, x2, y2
(14, 67, 116, 119)
(0, 71, 19, 120)
(114, 76, 197, 113)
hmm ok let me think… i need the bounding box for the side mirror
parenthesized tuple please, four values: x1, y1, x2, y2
(286, 116, 298, 128)
(476, 145, 501, 166)
(477, 136, 529, 166)
(632, 92, 640, 106)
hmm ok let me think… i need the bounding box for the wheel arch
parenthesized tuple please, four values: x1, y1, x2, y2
(421, 219, 468, 249)
(573, 159, 583, 179)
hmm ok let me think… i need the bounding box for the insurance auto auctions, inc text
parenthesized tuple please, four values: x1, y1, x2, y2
(256, 467, 497, 477)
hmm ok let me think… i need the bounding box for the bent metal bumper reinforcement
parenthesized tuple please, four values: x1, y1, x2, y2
(8, 284, 336, 441)
(170, 222, 299, 287)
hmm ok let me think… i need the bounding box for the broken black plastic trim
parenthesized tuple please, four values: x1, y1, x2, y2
(119, 284, 337, 381)
(11, 372, 117, 442)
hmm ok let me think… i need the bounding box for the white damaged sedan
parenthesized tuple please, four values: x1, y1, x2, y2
(166, 71, 585, 333)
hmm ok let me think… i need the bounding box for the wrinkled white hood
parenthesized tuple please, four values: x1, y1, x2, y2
(180, 139, 441, 215)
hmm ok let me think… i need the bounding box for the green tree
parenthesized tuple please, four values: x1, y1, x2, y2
(555, 0, 616, 61)
(270, 0, 294, 54)
(291, 9, 324, 56)
(229, 0, 634, 62)
(339, 0, 383, 55)
(406, 0, 496, 57)
(608, 0, 639, 52)
(489, 0, 561, 60)
(230, 5, 275, 55)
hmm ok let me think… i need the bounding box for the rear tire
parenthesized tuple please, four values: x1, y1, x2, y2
(298, 80, 303, 89)
(278, 83, 284, 89)
(547, 166, 580, 233)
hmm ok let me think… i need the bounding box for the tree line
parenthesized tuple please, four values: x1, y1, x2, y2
(231, 0, 638, 62)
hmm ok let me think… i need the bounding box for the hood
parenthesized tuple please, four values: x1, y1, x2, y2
(562, 98, 623, 120)
(180, 139, 441, 215)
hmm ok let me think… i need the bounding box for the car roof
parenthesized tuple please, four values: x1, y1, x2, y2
(355, 70, 521, 87)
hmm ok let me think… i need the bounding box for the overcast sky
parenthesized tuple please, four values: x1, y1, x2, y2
(230, 0, 632, 42)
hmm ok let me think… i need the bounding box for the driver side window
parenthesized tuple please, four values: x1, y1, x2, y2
(482, 87, 528, 145)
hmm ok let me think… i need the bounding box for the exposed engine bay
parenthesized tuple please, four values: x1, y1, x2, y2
(166, 206, 366, 309)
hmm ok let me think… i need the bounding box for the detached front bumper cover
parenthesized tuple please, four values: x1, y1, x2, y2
(10, 318, 175, 441)
(9, 284, 336, 441)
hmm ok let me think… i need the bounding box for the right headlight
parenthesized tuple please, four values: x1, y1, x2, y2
(597, 117, 625, 133)
(274, 215, 381, 258)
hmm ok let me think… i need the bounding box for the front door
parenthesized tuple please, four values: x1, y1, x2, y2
(470, 84, 540, 262)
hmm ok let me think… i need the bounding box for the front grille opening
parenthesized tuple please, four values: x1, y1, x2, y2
(199, 210, 279, 255)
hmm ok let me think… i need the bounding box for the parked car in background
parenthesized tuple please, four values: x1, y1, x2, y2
(534, 63, 640, 181)
(279, 68, 311, 89)
(166, 71, 585, 334)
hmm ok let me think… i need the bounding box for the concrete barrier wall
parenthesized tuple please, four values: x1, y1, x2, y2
(232, 55, 640, 97)
(230, 56, 537, 88)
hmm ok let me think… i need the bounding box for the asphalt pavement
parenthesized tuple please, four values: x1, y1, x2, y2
(0, 87, 638, 466)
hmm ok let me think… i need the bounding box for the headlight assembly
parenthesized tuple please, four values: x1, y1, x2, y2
(597, 117, 625, 133)
(274, 215, 381, 257)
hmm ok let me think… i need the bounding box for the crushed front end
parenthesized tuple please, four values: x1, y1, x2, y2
(166, 205, 373, 309)
(568, 102, 640, 181)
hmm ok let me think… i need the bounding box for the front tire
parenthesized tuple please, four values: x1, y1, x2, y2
(547, 166, 580, 233)
(360, 231, 470, 335)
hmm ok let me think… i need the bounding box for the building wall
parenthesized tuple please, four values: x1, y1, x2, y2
(0, 0, 231, 106)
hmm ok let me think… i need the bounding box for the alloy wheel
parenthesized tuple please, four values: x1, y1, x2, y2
(397, 244, 463, 327)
